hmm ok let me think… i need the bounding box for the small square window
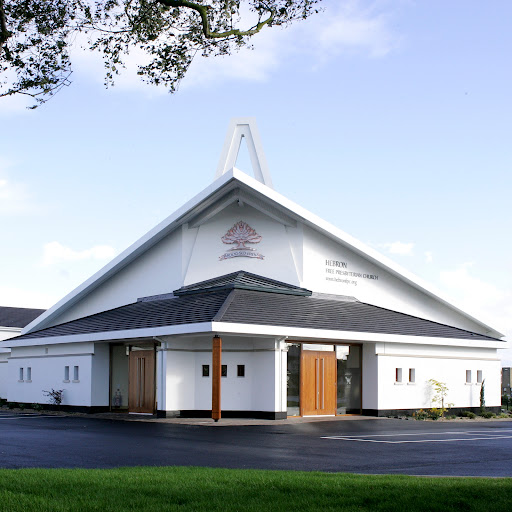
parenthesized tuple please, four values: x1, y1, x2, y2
(19, 368, 24, 381)
(466, 370, 472, 383)
(409, 368, 415, 383)
(202, 365, 210, 377)
(64, 366, 70, 381)
(395, 368, 402, 383)
(73, 366, 79, 381)
(26, 367, 32, 381)
(221, 365, 227, 377)
(477, 370, 483, 383)
(237, 365, 245, 377)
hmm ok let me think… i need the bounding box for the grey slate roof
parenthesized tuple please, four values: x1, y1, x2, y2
(174, 271, 312, 297)
(220, 290, 497, 340)
(0, 306, 46, 328)
(16, 291, 230, 340)
(13, 272, 499, 342)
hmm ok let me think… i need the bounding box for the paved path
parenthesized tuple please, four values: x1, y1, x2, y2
(1, 412, 511, 476)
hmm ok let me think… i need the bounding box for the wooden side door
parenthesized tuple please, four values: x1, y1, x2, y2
(128, 349, 155, 414)
(301, 350, 336, 416)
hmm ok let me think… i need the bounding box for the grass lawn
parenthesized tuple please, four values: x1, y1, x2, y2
(0, 466, 511, 511)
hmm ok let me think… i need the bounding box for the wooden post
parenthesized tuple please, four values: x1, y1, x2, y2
(212, 335, 222, 422)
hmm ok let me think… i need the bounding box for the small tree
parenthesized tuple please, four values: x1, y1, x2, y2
(0, 1, 321, 107)
(43, 388, 64, 407)
(480, 379, 486, 413)
(427, 379, 453, 418)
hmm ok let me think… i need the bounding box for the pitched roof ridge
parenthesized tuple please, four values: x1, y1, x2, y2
(212, 289, 237, 322)
(174, 271, 312, 297)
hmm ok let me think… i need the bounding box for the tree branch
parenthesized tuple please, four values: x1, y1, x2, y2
(158, 0, 274, 39)
(0, 0, 12, 60)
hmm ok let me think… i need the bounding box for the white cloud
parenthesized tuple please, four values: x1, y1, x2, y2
(425, 251, 433, 263)
(0, 161, 33, 215)
(42, 241, 117, 266)
(439, 262, 512, 364)
(310, 0, 400, 59)
(185, 1, 400, 89)
(0, 286, 57, 309)
(380, 241, 414, 255)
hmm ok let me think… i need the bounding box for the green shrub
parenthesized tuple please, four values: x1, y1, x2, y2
(31, 403, 43, 411)
(7, 402, 16, 409)
(18, 403, 25, 410)
(0, 398, 7, 406)
(429, 408, 444, 420)
(413, 409, 428, 420)
(480, 411, 495, 419)
(498, 412, 509, 418)
(460, 410, 476, 419)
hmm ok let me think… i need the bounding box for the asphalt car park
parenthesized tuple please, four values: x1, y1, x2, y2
(1, 412, 512, 477)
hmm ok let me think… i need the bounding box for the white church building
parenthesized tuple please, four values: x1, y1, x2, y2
(1, 119, 506, 418)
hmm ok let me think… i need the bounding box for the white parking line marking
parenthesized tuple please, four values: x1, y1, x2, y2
(322, 435, 512, 444)
(321, 430, 512, 444)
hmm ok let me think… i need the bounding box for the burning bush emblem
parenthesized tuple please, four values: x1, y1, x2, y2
(220, 221, 264, 260)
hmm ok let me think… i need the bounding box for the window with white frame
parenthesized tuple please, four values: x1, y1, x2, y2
(26, 367, 32, 381)
(395, 368, 402, 383)
(409, 368, 415, 383)
(73, 366, 79, 382)
(19, 368, 24, 381)
(477, 370, 483, 383)
(466, 370, 472, 384)
(64, 366, 70, 382)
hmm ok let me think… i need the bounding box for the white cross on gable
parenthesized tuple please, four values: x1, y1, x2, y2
(215, 117, 274, 189)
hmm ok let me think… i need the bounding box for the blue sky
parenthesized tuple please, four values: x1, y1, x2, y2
(1, 1, 511, 362)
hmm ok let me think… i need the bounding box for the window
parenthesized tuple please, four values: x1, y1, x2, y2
(26, 367, 32, 381)
(237, 365, 245, 377)
(477, 370, 483, 383)
(73, 366, 79, 381)
(395, 368, 402, 383)
(202, 365, 210, 377)
(409, 368, 415, 383)
(64, 366, 70, 382)
(466, 370, 472, 384)
(19, 368, 24, 381)
(221, 365, 227, 377)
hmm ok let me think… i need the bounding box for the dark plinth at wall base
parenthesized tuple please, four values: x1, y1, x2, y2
(11, 404, 111, 414)
(157, 410, 287, 420)
(362, 406, 502, 417)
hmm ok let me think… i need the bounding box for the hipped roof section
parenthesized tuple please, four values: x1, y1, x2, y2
(11, 277, 500, 343)
(23, 169, 503, 338)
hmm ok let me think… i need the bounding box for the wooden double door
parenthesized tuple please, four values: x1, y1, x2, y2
(301, 349, 336, 416)
(128, 348, 155, 414)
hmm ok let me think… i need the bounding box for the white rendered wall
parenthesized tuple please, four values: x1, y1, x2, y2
(163, 335, 283, 413)
(7, 343, 95, 406)
(0, 352, 8, 399)
(302, 225, 492, 335)
(0, 327, 20, 398)
(91, 343, 110, 406)
(49, 229, 183, 327)
(362, 343, 379, 411)
(375, 343, 501, 410)
(184, 203, 300, 286)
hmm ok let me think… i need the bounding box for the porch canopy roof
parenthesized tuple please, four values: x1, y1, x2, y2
(7, 272, 501, 346)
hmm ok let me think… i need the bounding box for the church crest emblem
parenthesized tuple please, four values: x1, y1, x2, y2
(219, 221, 264, 261)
